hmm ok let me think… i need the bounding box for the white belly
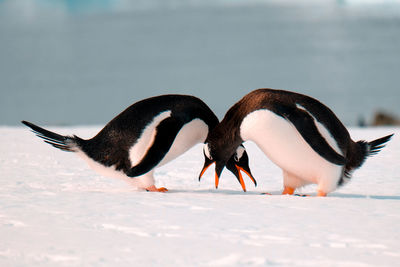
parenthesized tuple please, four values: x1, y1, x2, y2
(129, 111, 172, 167)
(129, 113, 208, 168)
(76, 150, 149, 187)
(157, 119, 209, 167)
(240, 109, 343, 192)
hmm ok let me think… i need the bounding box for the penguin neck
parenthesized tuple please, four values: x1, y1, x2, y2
(207, 96, 254, 160)
(208, 119, 243, 162)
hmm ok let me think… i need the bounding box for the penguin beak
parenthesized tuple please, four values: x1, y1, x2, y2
(214, 161, 226, 189)
(198, 157, 215, 181)
(225, 154, 257, 192)
(236, 164, 257, 187)
(198, 158, 225, 189)
(226, 161, 247, 192)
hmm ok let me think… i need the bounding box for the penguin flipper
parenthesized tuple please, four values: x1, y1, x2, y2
(274, 105, 346, 166)
(127, 117, 185, 177)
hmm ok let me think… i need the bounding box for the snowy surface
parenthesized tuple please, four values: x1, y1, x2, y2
(1, 126, 399, 266)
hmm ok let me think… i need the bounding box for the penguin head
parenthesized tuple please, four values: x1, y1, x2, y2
(198, 144, 256, 192)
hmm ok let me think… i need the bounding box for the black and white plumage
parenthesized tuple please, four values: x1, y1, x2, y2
(202, 88, 393, 196)
(22, 94, 254, 192)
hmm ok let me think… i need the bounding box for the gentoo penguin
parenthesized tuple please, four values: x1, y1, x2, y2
(22, 94, 255, 192)
(200, 88, 393, 196)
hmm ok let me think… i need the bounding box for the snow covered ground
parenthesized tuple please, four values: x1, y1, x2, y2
(1, 126, 399, 266)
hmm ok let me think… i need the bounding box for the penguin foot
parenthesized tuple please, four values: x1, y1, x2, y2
(317, 190, 327, 197)
(145, 185, 168, 192)
(282, 186, 295, 195)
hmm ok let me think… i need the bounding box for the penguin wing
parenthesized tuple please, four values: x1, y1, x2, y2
(126, 117, 185, 177)
(274, 104, 346, 165)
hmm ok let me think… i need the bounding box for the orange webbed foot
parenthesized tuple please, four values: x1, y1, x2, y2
(145, 185, 168, 192)
(282, 186, 295, 195)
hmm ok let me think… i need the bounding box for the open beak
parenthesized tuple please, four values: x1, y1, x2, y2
(199, 159, 225, 190)
(235, 164, 247, 192)
(198, 159, 214, 181)
(232, 164, 257, 192)
(225, 159, 257, 192)
(225, 162, 246, 192)
(236, 164, 257, 187)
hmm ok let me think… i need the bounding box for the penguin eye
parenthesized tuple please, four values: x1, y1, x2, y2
(234, 154, 239, 162)
(204, 144, 213, 160)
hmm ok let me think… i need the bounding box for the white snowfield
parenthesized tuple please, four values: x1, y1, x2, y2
(1, 126, 399, 267)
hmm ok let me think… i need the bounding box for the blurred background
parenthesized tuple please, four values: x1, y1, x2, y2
(0, 0, 399, 126)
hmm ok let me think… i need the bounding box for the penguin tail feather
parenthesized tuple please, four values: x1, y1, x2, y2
(21, 120, 79, 152)
(346, 133, 394, 176)
(350, 134, 393, 169)
(365, 134, 394, 156)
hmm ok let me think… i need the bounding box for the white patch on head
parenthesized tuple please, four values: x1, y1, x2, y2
(129, 111, 172, 167)
(157, 119, 209, 167)
(204, 143, 212, 160)
(240, 109, 343, 193)
(234, 145, 245, 162)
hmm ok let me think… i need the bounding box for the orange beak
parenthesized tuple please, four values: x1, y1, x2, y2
(199, 161, 220, 189)
(199, 161, 214, 181)
(236, 165, 257, 187)
(199, 162, 221, 189)
(236, 165, 246, 192)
